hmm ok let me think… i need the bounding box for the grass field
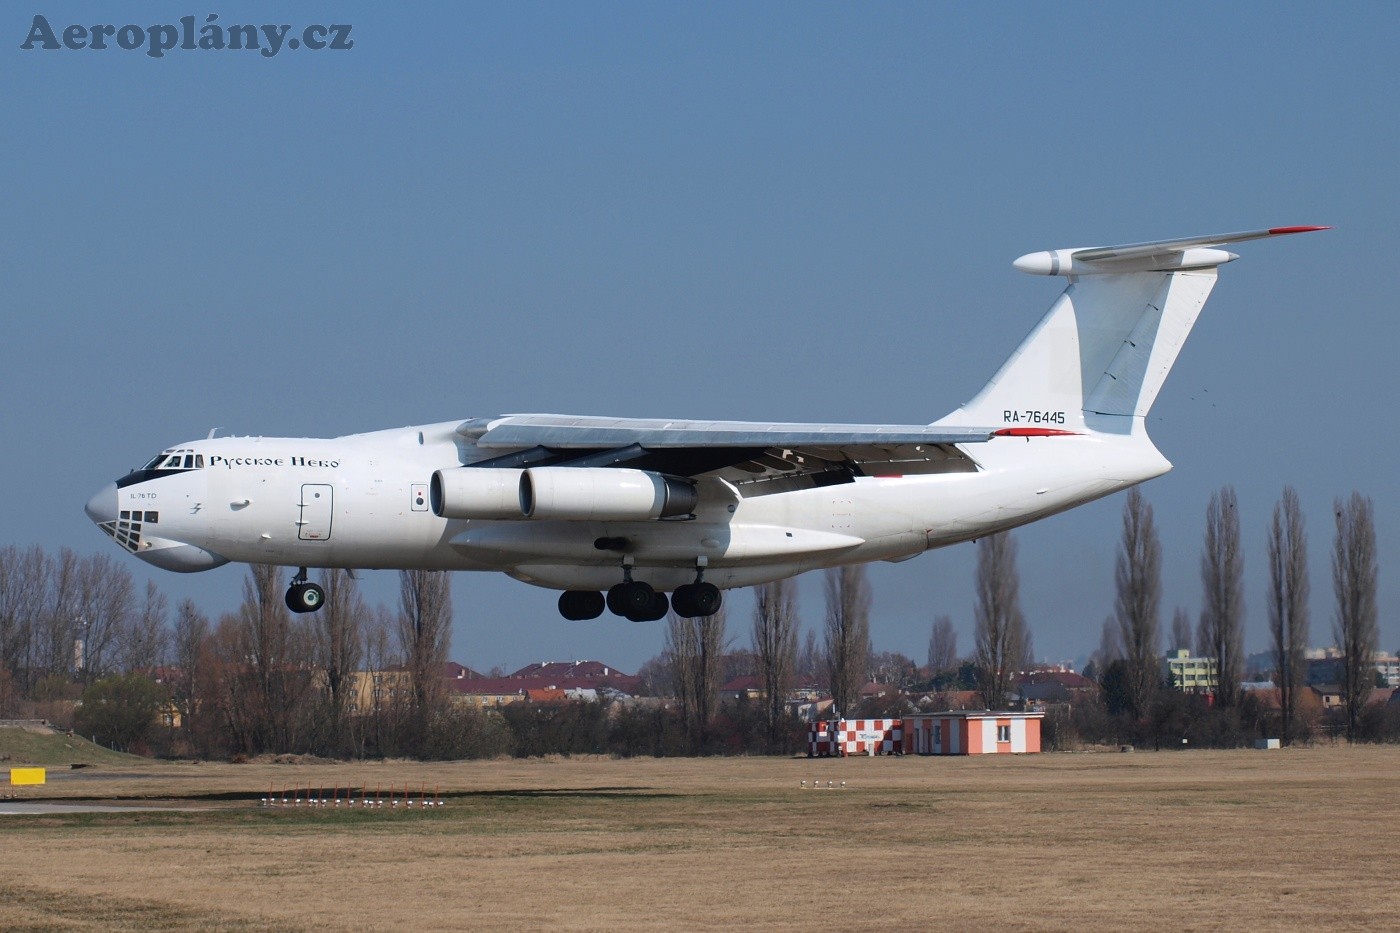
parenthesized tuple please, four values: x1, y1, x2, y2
(0, 725, 144, 768)
(4, 745, 1398, 931)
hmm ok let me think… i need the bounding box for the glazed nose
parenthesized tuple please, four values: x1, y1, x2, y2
(85, 483, 117, 524)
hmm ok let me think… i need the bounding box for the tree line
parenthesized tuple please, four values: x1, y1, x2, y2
(1073, 486, 1386, 747)
(0, 483, 1389, 758)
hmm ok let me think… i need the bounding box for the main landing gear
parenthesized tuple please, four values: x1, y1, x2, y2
(555, 560, 723, 622)
(286, 568, 325, 614)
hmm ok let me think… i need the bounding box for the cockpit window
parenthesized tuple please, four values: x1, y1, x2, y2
(138, 450, 203, 473)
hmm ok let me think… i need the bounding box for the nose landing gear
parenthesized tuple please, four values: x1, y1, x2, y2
(285, 569, 325, 614)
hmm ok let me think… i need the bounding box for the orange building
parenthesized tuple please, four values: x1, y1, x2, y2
(902, 711, 1043, 755)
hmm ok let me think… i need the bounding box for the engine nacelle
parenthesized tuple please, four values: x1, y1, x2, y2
(430, 468, 524, 519)
(520, 467, 698, 521)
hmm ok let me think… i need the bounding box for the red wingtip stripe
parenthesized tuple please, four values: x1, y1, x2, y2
(992, 428, 1080, 437)
(1268, 225, 1332, 235)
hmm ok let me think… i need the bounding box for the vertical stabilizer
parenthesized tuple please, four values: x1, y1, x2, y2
(937, 227, 1327, 435)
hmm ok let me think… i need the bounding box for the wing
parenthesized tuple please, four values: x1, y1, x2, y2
(456, 414, 997, 494)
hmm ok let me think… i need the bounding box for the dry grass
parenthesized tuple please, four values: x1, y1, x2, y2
(4, 747, 1399, 931)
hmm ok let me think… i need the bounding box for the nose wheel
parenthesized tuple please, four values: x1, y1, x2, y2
(286, 569, 325, 614)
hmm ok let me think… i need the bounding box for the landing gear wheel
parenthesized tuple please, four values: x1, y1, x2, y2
(606, 583, 630, 617)
(617, 581, 656, 617)
(558, 590, 605, 621)
(672, 584, 697, 618)
(286, 581, 325, 614)
(672, 582, 722, 618)
(691, 582, 721, 616)
(626, 590, 670, 623)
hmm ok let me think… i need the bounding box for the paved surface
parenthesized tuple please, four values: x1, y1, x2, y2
(0, 801, 198, 815)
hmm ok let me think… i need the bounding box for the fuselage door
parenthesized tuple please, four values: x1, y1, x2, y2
(298, 484, 334, 540)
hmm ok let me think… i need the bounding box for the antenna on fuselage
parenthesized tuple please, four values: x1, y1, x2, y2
(207, 427, 222, 439)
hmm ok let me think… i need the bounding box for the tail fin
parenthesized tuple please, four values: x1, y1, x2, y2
(938, 227, 1327, 435)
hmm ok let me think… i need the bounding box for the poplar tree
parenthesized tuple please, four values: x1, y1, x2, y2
(974, 532, 1027, 710)
(1115, 489, 1161, 719)
(1200, 486, 1245, 707)
(823, 566, 871, 717)
(1332, 493, 1378, 742)
(751, 580, 798, 753)
(1267, 487, 1309, 744)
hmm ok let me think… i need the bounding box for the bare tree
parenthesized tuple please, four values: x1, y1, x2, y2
(1169, 607, 1193, 654)
(235, 564, 313, 752)
(973, 532, 1027, 710)
(1200, 486, 1245, 707)
(38, 548, 77, 677)
(1268, 486, 1310, 744)
(360, 606, 403, 757)
(1332, 492, 1378, 742)
(209, 611, 257, 754)
(397, 569, 453, 755)
(35, 551, 137, 682)
(0, 546, 47, 695)
(667, 606, 725, 752)
(869, 651, 917, 686)
(1095, 615, 1122, 667)
(796, 629, 822, 687)
(1115, 489, 1161, 719)
(823, 566, 871, 717)
(316, 569, 366, 755)
(122, 580, 169, 674)
(928, 614, 957, 675)
(751, 580, 798, 753)
(171, 599, 210, 753)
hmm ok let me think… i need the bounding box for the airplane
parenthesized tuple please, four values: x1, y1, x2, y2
(85, 226, 1326, 622)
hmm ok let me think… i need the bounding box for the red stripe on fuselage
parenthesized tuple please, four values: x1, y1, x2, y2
(992, 428, 1080, 437)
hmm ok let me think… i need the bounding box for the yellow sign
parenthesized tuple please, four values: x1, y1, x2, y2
(10, 768, 46, 786)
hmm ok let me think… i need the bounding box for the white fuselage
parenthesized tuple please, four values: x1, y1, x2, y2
(84, 226, 1321, 606)
(89, 419, 1168, 593)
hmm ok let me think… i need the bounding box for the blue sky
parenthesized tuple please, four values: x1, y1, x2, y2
(4, 3, 1395, 674)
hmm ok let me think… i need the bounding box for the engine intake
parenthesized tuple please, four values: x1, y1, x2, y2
(520, 467, 698, 521)
(430, 468, 524, 519)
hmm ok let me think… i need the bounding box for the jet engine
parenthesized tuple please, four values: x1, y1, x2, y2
(430, 468, 524, 519)
(520, 467, 698, 521)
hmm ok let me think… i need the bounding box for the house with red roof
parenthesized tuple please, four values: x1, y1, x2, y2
(444, 660, 641, 707)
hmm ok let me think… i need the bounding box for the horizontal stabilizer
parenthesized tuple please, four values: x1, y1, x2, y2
(1013, 226, 1329, 277)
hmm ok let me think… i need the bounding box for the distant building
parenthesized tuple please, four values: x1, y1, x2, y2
(1310, 684, 1344, 709)
(1015, 670, 1098, 708)
(1166, 649, 1218, 694)
(1372, 653, 1400, 687)
(904, 711, 1043, 755)
(1305, 649, 1399, 688)
(442, 661, 483, 681)
(719, 675, 763, 703)
(859, 682, 897, 702)
(443, 659, 640, 707)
